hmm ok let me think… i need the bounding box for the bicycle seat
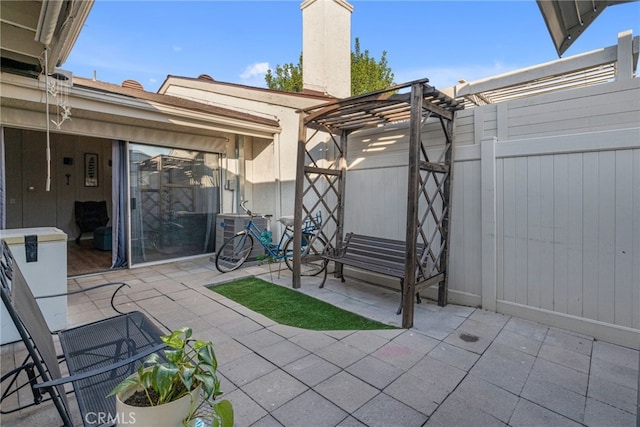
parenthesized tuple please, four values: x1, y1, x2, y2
(278, 216, 294, 227)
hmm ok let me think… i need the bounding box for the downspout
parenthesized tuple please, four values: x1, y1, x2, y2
(273, 132, 282, 237)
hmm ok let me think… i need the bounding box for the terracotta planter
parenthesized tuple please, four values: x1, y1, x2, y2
(115, 384, 201, 426)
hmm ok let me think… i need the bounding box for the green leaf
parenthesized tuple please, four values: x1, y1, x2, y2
(213, 400, 234, 427)
(107, 376, 139, 397)
(197, 345, 215, 367)
(165, 349, 184, 364)
(194, 373, 215, 397)
(154, 365, 179, 401)
(145, 352, 160, 365)
(162, 329, 186, 349)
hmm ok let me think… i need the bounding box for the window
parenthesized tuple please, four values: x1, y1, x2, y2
(129, 144, 221, 264)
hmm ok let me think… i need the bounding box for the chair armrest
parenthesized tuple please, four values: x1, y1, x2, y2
(33, 342, 166, 389)
(35, 282, 131, 314)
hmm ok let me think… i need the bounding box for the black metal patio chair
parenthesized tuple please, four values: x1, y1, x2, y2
(0, 240, 166, 426)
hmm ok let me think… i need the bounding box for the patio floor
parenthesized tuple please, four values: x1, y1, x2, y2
(1, 257, 638, 426)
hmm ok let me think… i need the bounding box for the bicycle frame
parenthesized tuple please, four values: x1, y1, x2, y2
(242, 219, 294, 260)
(215, 201, 326, 275)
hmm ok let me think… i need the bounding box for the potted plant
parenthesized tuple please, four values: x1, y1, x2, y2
(108, 327, 233, 427)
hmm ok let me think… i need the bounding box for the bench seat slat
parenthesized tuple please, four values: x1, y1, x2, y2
(341, 247, 406, 265)
(324, 254, 406, 278)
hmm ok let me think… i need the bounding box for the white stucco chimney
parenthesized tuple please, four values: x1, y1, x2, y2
(301, 0, 353, 98)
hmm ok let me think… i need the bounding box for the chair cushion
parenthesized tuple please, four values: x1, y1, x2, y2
(93, 226, 112, 251)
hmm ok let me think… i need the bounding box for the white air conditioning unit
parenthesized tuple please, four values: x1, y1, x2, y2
(216, 214, 267, 261)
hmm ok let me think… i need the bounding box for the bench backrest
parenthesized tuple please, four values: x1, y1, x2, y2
(0, 240, 72, 424)
(342, 233, 427, 277)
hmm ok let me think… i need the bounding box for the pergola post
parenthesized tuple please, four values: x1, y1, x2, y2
(292, 112, 307, 289)
(402, 82, 423, 328)
(335, 130, 348, 278)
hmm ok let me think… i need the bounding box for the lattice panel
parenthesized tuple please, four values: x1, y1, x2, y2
(161, 187, 193, 220)
(417, 168, 449, 280)
(141, 191, 161, 231)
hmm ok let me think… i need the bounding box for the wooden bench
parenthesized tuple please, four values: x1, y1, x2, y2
(0, 240, 166, 426)
(321, 233, 427, 315)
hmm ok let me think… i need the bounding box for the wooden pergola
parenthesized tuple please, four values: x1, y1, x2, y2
(291, 79, 464, 328)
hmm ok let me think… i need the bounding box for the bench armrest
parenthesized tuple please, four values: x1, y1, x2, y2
(33, 343, 166, 389)
(35, 282, 131, 314)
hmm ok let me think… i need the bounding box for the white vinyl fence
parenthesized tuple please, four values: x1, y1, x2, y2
(344, 32, 640, 349)
(444, 127, 640, 349)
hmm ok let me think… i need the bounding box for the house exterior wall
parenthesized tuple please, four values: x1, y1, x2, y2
(1, 72, 279, 269)
(161, 81, 329, 233)
(3, 128, 112, 239)
(344, 75, 640, 349)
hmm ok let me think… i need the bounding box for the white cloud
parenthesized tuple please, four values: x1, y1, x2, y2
(173, 45, 182, 52)
(239, 62, 270, 86)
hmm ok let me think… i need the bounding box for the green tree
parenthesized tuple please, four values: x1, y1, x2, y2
(265, 54, 303, 93)
(264, 38, 394, 96)
(351, 38, 394, 95)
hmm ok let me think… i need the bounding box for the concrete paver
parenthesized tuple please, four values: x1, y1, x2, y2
(1, 258, 638, 427)
(520, 377, 586, 423)
(242, 369, 308, 411)
(469, 342, 536, 395)
(509, 399, 583, 427)
(351, 393, 428, 427)
(271, 390, 348, 427)
(583, 397, 638, 427)
(425, 394, 507, 427)
(315, 371, 379, 413)
(345, 355, 404, 389)
(283, 354, 342, 387)
(450, 374, 518, 423)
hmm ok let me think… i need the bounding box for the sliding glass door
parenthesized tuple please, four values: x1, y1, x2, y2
(129, 144, 220, 265)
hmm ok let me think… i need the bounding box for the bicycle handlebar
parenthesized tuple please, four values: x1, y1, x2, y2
(240, 200, 271, 219)
(240, 200, 253, 217)
(241, 201, 319, 230)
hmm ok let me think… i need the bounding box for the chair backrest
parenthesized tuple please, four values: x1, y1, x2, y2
(74, 200, 109, 229)
(0, 240, 72, 424)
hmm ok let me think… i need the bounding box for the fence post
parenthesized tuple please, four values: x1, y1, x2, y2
(481, 136, 498, 311)
(637, 339, 639, 427)
(616, 30, 633, 81)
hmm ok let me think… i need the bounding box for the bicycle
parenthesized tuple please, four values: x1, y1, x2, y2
(215, 200, 327, 276)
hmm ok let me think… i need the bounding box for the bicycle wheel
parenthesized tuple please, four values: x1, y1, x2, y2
(215, 232, 254, 273)
(284, 234, 327, 276)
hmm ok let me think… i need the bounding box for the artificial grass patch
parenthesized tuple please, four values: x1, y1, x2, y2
(209, 277, 397, 331)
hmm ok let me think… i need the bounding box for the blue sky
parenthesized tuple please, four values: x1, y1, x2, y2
(65, 1, 640, 93)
